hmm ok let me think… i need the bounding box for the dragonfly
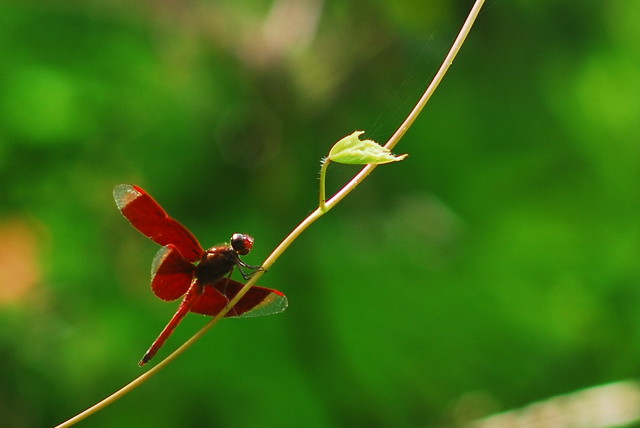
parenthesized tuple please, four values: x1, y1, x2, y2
(113, 184, 287, 366)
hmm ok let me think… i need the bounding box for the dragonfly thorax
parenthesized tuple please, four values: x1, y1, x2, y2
(195, 246, 238, 285)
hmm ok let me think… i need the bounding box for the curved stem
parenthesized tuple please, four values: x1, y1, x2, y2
(384, 0, 485, 152)
(54, 1, 485, 426)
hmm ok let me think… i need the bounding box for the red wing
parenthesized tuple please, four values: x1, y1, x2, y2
(190, 278, 288, 318)
(151, 245, 195, 301)
(188, 283, 228, 317)
(114, 184, 204, 262)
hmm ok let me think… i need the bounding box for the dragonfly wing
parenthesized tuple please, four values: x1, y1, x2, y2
(188, 283, 228, 317)
(114, 184, 204, 262)
(151, 245, 195, 301)
(190, 278, 288, 318)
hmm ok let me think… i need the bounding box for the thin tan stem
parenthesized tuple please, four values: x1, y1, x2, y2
(385, 0, 485, 152)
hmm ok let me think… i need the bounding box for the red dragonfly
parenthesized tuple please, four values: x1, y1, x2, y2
(113, 184, 287, 366)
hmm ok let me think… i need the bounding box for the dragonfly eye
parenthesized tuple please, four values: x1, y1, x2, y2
(231, 233, 254, 255)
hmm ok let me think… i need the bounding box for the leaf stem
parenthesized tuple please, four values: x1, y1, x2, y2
(54, 1, 485, 426)
(318, 158, 330, 212)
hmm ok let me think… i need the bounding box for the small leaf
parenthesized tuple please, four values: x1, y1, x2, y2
(328, 131, 408, 165)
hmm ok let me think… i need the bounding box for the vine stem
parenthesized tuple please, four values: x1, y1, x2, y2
(54, 1, 484, 426)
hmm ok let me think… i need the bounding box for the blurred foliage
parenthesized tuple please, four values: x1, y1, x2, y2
(1, 0, 639, 427)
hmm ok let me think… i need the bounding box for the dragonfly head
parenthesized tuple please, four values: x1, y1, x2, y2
(230, 233, 254, 255)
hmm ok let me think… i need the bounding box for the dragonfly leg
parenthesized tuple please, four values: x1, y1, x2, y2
(235, 259, 266, 280)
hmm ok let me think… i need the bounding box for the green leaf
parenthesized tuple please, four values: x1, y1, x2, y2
(328, 131, 408, 165)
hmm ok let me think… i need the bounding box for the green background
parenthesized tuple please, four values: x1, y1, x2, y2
(1, 1, 639, 426)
